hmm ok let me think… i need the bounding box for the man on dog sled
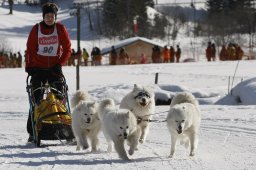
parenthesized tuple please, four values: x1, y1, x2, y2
(25, 2, 71, 142)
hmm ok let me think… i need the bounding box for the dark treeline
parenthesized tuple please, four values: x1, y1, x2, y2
(101, 0, 256, 47)
(5, 0, 256, 52)
(204, 0, 256, 44)
(102, 0, 167, 39)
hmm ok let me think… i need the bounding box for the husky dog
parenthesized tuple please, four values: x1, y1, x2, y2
(120, 84, 155, 144)
(71, 90, 101, 152)
(166, 92, 201, 158)
(98, 98, 141, 160)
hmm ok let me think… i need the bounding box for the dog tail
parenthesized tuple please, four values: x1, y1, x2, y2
(98, 98, 115, 115)
(170, 92, 198, 107)
(99, 98, 115, 109)
(71, 90, 91, 108)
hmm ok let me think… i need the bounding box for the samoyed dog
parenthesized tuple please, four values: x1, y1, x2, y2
(120, 84, 155, 144)
(71, 90, 101, 152)
(98, 98, 141, 160)
(166, 92, 201, 158)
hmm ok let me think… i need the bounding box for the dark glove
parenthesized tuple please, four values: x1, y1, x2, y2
(25, 67, 36, 76)
(51, 64, 62, 75)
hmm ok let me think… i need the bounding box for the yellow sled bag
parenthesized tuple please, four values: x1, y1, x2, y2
(34, 92, 71, 130)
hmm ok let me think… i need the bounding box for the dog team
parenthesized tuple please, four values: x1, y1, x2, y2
(71, 84, 201, 160)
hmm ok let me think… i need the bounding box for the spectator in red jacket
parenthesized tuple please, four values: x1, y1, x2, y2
(25, 2, 71, 141)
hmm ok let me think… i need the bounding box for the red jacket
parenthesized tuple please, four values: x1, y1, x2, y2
(26, 21, 71, 69)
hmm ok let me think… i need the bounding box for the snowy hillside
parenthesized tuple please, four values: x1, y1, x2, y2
(0, 0, 210, 60)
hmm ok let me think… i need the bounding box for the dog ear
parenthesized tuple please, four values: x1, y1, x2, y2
(133, 84, 138, 91)
(88, 101, 96, 107)
(170, 108, 175, 113)
(134, 84, 142, 90)
(168, 108, 172, 116)
(126, 111, 129, 118)
(77, 105, 81, 111)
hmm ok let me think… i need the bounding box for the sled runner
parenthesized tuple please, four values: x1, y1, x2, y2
(26, 75, 74, 147)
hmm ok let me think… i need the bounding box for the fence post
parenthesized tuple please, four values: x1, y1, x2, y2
(155, 73, 158, 84)
(228, 76, 230, 94)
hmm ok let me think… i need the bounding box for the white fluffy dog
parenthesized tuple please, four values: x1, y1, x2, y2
(120, 84, 155, 144)
(166, 92, 201, 158)
(71, 90, 101, 152)
(98, 98, 141, 160)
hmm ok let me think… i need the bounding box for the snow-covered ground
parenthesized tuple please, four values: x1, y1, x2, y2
(1, 0, 256, 169)
(0, 61, 256, 170)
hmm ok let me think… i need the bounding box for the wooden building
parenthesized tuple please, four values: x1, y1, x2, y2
(101, 37, 164, 64)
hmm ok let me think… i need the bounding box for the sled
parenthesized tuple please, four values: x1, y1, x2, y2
(26, 74, 74, 147)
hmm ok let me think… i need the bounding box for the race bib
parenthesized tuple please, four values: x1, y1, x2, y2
(37, 24, 59, 56)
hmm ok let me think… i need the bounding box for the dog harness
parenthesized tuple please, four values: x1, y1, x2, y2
(137, 116, 151, 124)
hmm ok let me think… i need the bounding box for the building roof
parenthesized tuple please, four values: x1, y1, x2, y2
(101, 36, 164, 55)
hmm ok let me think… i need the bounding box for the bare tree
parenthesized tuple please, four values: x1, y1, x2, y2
(85, 0, 93, 31)
(8, 0, 14, 15)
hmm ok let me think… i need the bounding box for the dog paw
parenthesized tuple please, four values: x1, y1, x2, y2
(189, 150, 195, 156)
(189, 151, 195, 156)
(121, 156, 130, 161)
(168, 154, 174, 158)
(126, 158, 132, 162)
(139, 138, 144, 144)
(83, 145, 89, 150)
(107, 147, 112, 153)
(76, 146, 80, 151)
(129, 149, 134, 155)
(91, 150, 98, 153)
(91, 148, 98, 152)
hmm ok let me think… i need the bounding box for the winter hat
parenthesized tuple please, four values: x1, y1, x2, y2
(42, 2, 58, 19)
